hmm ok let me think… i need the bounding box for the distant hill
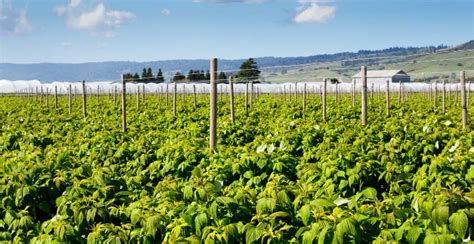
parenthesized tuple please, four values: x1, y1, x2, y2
(444, 40, 474, 51)
(0, 41, 470, 82)
(265, 44, 474, 83)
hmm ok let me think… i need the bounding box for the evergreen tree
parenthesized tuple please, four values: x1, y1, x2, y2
(141, 68, 147, 81)
(236, 58, 261, 81)
(172, 72, 186, 82)
(218, 72, 227, 81)
(199, 70, 205, 81)
(205, 70, 211, 81)
(146, 68, 153, 81)
(133, 73, 140, 81)
(156, 69, 165, 83)
(187, 69, 195, 81)
(123, 73, 133, 82)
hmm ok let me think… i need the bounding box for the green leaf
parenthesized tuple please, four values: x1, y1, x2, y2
(334, 218, 359, 243)
(432, 206, 449, 226)
(362, 187, 378, 201)
(130, 209, 141, 225)
(195, 213, 208, 237)
(406, 227, 422, 244)
(302, 227, 318, 244)
(313, 199, 336, 209)
(256, 198, 276, 214)
(145, 215, 161, 237)
(299, 205, 311, 225)
(449, 210, 468, 239)
(318, 225, 332, 244)
(245, 225, 263, 243)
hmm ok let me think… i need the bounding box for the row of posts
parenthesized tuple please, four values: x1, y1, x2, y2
(6, 65, 470, 149)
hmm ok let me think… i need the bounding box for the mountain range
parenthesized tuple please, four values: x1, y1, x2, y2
(0, 41, 471, 82)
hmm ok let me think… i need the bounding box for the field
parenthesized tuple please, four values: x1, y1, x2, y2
(0, 90, 473, 243)
(263, 49, 474, 83)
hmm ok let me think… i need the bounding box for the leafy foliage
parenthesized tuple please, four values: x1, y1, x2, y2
(0, 90, 472, 242)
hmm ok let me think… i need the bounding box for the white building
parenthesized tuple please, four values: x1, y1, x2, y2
(352, 70, 411, 84)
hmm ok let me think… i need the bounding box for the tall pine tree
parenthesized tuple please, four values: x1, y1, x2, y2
(236, 58, 260, 82)
(141, 68, 147, 82)
(156, 69, 165, 83)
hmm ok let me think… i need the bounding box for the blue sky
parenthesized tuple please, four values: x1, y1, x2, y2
(0, 0, 472, 63)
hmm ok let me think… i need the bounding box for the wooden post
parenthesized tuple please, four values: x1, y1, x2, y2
(142, 84, 145, 103)
(434, 80, 438, 108)
(455, 84, 459, 105)
(121, 75, 127, 132)
(429, 83, 432, 104)
(229, 76, 235, 123)
(250, 81, 254, 109)
(136, 85, 140, 110)
(173, 82, 177, 117)
(182, 85, 186, 107)
(377, 84, 381, 101)
(460, 71, 468, 129)
(370, 83, 374, 102)
(361, 66, 368, 126)
(386, 80, 390, 117)
(210, 58, 217, 150)
(319, 85, 322, 102)
(442, 80, 446, 113)
(193, 84, 197, 112)
(295, 82, 298, 102)
(398, 81, 402, 106)
(166, 83, 169, 107)
(114, 85, 117, 105)
(46, 88, 49, 107)
(68, 84, 72, 114)
(352, 79, 355, 107)
(289, 85, 292, 102)
(40, 86, 43, 104)
(219, 84, 223, 103)
(82, 81, 87, 118)
(54, 86, 58, 109)
(97, 85, 100, 103)
(245, 82, 249, 115)
(323, 78, 327, 122)
(335, 83, 338, 104)
(303, 83, 307, 114)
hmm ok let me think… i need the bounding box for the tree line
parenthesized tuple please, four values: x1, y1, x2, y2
(173, 58, 262, 83)
(124, 58, 261, 83)
(123, 68, 165, 83)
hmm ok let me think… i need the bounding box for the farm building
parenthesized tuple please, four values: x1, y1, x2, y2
(352, 70, 411, 84)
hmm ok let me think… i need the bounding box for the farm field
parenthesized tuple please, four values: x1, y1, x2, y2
(263, 49, 474, 83)
(0, 90, 473, 243)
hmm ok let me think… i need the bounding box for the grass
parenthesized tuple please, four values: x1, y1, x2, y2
(262, 49, 474, 83)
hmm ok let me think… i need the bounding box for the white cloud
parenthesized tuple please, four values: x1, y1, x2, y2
(14, 9, 32, 33)
(67, 3, 106, 30)
(293, 0, 336, 24)
(54, 0, 135, 36)
(161, 8, 171, 16)
(0, 0, 33, 34)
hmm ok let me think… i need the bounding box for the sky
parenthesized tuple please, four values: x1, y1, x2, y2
(0, 0, 472, 64)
